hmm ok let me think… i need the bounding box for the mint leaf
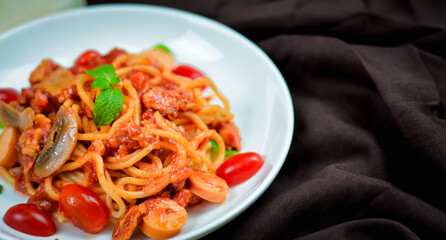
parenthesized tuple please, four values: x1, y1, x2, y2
(0, 184, 3, 194)
(87, 64, 124, 127)
(153, 44, 173, 55)
(0, 120, 3, 130)
(93, 88, 124, 127)
(85, 65, 119, 89)
(92, 78, 111, 90)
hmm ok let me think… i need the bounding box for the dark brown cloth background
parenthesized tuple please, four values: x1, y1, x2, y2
(88, 1, 446, 239)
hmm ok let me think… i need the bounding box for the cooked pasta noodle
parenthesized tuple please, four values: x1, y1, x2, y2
(0, 47, 242, 239)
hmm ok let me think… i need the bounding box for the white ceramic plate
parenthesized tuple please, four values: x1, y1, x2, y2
(0, 4, 293, 240)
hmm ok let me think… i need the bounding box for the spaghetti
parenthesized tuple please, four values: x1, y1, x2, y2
(0, 46, 242, 239)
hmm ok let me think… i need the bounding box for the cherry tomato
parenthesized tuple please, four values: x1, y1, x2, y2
(139, 198, 188, 239)
(189, 171, 229, 203)
(59, 184, 109, 234)
(3, 203, 56, 237)
(0, 88, 19, 103)
(172, 65, 207, 90)
(74, 50, 102, 69)
(216, 152, 264, 187)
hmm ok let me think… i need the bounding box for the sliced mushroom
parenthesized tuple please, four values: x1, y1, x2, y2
(0, 127, 19, 168)
(33, 105, 78, 177)
(0, 101, 35, 131)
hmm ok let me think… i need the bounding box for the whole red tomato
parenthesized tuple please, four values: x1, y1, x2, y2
(3, 203, 56, 237)
(59, 184, 109, 234)
(216, 152, 264, 187)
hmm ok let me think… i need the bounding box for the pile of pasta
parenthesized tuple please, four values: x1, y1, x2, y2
(0, 47, 241, 239)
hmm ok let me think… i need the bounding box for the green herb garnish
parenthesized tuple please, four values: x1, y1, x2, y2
(153, 44, 172, 55)
(224, 150, 240, 159)
(0, 120, 3, 130)
(210, 139, 219, 152)
(85, 65, 124, 127)
(209, 139, 240, 159)
(0, 184, 3, 194)
(87, 65, 120, 90)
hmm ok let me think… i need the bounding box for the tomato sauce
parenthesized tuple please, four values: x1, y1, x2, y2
(0, 47, 250, 239)
(27, 185, 58, 212)
(142, 87, 200, 120)
(108, 120, 160, 157)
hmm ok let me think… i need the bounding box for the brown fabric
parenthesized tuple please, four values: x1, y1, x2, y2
(88, 1, 446, 239)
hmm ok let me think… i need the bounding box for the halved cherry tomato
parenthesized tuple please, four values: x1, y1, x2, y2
(172, 65, 207, 90)
(0, 88, 19, 103)
(139, 198, 188, 239)
(216, 152, 264, 187)
(3, 203, 56, 237)
(189, 171, 229, 203)
(74, 50, 102, 69)
(59, 184, 109, 234)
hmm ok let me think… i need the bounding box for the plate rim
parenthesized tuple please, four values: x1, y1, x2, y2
(0, 4, 294, 240)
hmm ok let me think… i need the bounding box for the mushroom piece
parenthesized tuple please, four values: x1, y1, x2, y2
(0, 127, 19, 168)
(33, 105, 78, 177)
(0, 101, 35, 132)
